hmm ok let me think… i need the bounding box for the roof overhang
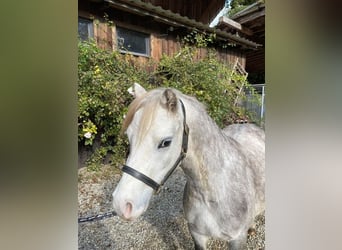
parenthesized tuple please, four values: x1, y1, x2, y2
(230, 2, 265, 22)
(104, 0, 261, 49)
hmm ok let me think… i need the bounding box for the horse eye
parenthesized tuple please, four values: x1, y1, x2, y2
(158, 138, 172, 149)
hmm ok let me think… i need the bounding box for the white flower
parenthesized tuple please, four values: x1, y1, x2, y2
(84, 132, 92, 139)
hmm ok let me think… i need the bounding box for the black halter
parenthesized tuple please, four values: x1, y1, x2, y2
(121, 99, 189, 194)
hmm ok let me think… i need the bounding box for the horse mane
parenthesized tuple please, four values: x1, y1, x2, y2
(121, 93, 147, 135)
(121, 89, 165, 145)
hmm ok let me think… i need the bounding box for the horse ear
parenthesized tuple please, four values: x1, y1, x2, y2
(127, 82, 147, 98)
(161, 89, 177, 112)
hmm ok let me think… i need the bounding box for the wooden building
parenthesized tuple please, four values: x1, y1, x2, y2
(78, 0, 261, 70)
(216, 1, 265, 84)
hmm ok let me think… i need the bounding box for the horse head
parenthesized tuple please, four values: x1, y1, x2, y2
(112, 84, 187, 220)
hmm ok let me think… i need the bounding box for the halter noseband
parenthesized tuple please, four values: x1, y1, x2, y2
(121, 99, 189, 194)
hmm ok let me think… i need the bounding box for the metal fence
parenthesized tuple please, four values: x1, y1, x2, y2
(242, 83, 265, 125)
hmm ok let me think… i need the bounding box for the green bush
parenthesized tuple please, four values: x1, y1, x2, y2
(154, 46, 258, 128)
(78, 40, 149, 167)
(78, 38, 260, 168)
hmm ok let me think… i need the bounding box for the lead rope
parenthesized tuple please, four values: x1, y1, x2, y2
(78, 210, 117, 223)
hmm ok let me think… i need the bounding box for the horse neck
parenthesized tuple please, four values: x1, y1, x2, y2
(180, 98, 233, 190)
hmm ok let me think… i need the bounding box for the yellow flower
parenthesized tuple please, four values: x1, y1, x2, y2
(94, 65, 101, 74)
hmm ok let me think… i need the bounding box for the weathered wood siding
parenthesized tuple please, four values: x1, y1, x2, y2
(79, 8, 246, 70)
(150, 33, 246, 68)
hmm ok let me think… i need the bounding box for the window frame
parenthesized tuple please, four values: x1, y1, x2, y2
(78, 17, 94, 41)
(116, 26, 151, 57)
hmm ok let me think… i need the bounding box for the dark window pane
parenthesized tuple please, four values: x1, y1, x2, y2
(117, 27, 150, 56)
(78, 17, 93, 41)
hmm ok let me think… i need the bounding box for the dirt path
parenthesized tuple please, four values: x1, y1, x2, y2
(78, 166, 264, 249)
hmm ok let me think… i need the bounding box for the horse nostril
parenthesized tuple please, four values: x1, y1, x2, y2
(123, 201, 133, 219)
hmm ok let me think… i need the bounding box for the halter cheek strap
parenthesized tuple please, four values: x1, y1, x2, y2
(121, 99, 189, 194)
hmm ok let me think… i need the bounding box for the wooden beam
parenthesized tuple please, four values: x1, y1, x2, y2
(234, 8, 265, 25)
(218, 16, 253, 36)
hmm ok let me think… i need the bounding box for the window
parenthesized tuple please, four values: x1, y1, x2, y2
(78, 17, 94, 41)
(116, 27, 150, 57)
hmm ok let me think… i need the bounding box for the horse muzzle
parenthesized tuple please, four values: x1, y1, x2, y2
(112, 180, 152, 221)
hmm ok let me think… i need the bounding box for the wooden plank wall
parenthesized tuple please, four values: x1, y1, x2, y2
(151, 34, 181, 61)
(92, 21, 114, 50)
(79, 0, 245, 69)
(246, 48, 264, 73)
(150, 33, 246, 69)
(217, 47, 246, 68)
(82, 12, 246, 71)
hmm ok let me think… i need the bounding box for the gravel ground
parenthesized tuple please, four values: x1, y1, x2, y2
(78, 165, 265, 250)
